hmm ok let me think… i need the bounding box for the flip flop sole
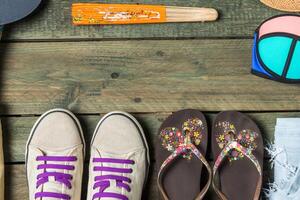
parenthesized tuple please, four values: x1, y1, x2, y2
(212, 111, 264, 200)
(156, 109, 208, 200)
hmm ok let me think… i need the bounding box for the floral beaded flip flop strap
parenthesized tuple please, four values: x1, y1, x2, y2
(212, 118, 263, 200)
(157, 118, 212, 200)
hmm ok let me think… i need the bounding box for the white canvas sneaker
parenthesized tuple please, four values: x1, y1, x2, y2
(26, 109, 85, 200)
(87, 111, 150, 200)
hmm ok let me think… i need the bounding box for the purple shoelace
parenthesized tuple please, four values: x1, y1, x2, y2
(92, 158, 135, 200)
(35, 155, 77, 200)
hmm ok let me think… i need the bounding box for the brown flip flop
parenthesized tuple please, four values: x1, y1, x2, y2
(156, 109, 212, 200)
(212, 111, 264, 200)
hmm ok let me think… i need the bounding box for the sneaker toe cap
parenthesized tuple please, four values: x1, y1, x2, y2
(28, 110, 83, 150)
(92, 113, 146, 154)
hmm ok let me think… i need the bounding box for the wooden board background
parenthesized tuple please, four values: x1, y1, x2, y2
(1, 0, 298, 199)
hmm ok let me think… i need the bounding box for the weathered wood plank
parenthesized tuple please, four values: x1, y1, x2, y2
(2, 0, 284, 41)
(5, 162, 271, 200)
(3, 112, 299, 163)
(1, 40, 300, 114)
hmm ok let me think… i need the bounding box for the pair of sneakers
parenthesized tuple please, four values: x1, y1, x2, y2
(26, 109, 150, 200)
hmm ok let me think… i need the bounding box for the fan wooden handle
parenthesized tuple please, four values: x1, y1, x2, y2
(166, 6, 218, 22)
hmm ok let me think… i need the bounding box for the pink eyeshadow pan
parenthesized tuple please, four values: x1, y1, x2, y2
(259, 15, 300, 38)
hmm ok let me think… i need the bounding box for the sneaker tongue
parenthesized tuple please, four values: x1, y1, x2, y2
(42, 165, 66, 200)
(104, 182, 123, 196)
(94, 151, 133, 198)
(39, 150, 74, 200)
(102, 162, 126, 194)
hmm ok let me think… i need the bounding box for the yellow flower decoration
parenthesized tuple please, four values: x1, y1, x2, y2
(194, 131, 200, 137)
(219, 134, 225, 141)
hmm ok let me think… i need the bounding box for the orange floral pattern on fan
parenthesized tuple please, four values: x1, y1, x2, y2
(72, 4, 167, 25)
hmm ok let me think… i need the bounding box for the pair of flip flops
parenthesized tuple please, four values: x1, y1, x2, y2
(156, 110, 263, 200)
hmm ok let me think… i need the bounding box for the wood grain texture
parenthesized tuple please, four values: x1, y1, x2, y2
(1, 40, 300, 114)
(0, 0, 292, 199)
(5, 162, 271, 200)
(2, 0, 284, 41)
(3, 112, 300, 163)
